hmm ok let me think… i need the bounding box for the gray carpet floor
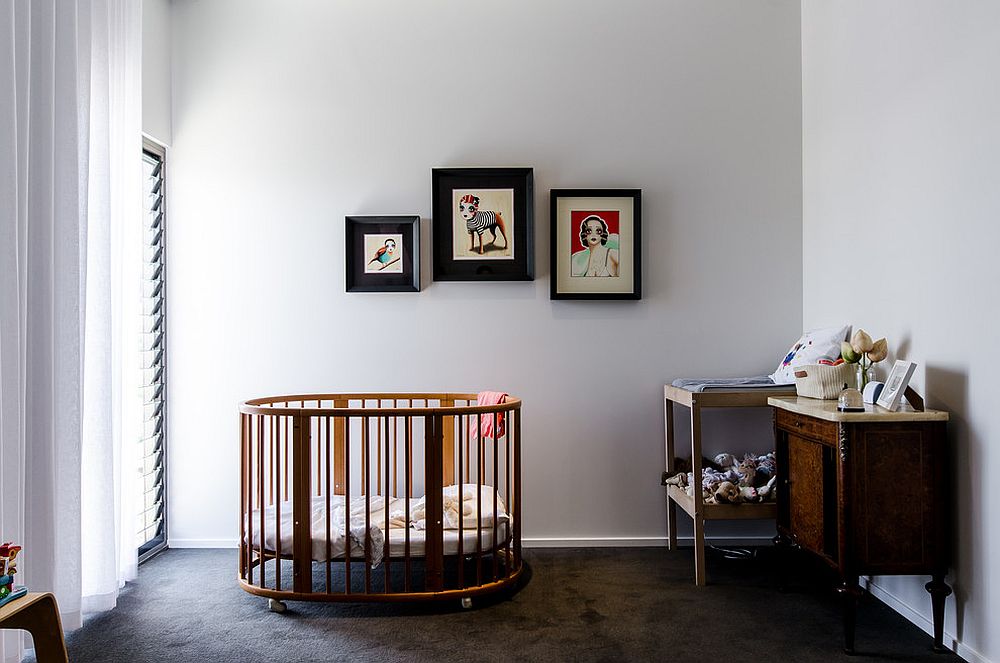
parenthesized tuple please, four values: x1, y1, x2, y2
(45, 547, 958, 662)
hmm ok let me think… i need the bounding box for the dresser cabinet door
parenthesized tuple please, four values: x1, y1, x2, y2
(848, 423, 948, 574)
(778, 432, 840, 563)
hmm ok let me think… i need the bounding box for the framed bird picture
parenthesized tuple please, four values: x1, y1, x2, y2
(345, 216, 420, 292)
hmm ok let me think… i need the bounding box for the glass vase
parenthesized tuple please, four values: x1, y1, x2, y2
(856, 361, 875, 391)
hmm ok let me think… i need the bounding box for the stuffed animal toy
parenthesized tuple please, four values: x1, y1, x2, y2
(713, 453, 739, 469)
(736, 458, 757, 487)
(664, 452, 779, 504)
(712, 481, 739, 504)
(757, 475, 778, 501)
(662, 472, 688, 488)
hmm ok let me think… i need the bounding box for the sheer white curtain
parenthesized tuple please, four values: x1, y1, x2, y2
(0, 1, 140, 660)
(80, 0, 142, 616)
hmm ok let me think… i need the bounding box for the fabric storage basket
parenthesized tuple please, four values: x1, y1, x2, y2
(794, 363, 855, 400)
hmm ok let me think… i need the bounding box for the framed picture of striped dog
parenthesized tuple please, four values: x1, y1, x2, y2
(432, 167, 534, 281)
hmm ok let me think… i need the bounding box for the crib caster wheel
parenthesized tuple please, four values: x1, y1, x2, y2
(460, 597, 473, 610)
(268, 599, 287, 613)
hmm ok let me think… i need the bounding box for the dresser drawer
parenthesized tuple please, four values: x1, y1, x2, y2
(775, 408, 838, 444)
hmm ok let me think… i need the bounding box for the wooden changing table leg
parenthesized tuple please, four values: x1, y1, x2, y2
(664, 397, 677, 550)
(690, 402, 707, 586)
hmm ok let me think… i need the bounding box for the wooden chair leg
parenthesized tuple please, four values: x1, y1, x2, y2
(1, 594, 69, 663)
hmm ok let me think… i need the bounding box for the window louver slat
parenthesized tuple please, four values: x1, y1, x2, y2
(138, 142, 167, 563)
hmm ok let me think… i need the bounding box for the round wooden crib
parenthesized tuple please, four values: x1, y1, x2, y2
(237, 393, 523, 610)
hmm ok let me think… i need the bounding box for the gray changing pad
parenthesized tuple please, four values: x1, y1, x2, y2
(671, 376, 794, 392)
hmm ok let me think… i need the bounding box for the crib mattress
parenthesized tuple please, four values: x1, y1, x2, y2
(245, 492, 511, 562)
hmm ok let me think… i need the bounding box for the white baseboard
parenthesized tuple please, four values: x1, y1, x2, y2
(522, 535, 772, 548)
(169, 535, 771, 549)
(168, 538, 238, 548)
(866, 578, 989, 663)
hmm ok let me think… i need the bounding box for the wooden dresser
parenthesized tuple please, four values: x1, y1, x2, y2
(768, 396, 951, 654)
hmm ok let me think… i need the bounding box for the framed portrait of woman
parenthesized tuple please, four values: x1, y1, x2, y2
(550, 189, 642, 300)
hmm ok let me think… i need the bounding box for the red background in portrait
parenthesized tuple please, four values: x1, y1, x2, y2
(570, 210, 620, 250)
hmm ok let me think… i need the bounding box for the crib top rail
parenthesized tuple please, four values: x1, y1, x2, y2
(239, 393, 521, 417)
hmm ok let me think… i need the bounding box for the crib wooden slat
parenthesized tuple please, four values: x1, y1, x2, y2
(325, 416, 332, 593)
(407, 410, 414, 498)
(441, 399, 455, 488)
(267, 415, 273, 506)
(493, 411, 499, 582)
(514, 408, 522, 569)
(361, 408, 367, 497)
(258, 415, 265, 588)
(457, 413, 465, 589)
(344, 416, 351, 595)
(424, 415, 444, 592)
(476, 415, 483, 587)
(384, 414, 391, 594)
(404, 415, 411, 592)
(392, 404, 398, 498)
(364, 415, 371, 594)
(239, 414, 246, 579)
(505, 409, 511, 579)
(275, 416, 282, 591)
(377, 406, 383, 496)
(292, 415, 313, 594)
(315, 416, 321, 496)
(333, 400, 347, 495)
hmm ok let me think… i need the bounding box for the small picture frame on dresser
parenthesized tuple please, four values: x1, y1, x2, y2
(876, 359, 917, 411)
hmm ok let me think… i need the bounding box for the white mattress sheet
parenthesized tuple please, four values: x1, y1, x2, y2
(246, 488, 511, 562)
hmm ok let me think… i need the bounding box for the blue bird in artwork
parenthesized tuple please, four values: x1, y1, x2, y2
(367, 238, 397, 270)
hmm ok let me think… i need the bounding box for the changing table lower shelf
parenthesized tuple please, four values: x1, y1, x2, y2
(666, 485, 776, 521)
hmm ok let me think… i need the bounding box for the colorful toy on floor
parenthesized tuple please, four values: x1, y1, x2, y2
(0, 542, 27, 607)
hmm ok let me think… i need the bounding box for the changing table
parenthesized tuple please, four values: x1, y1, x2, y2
(663, 382, 796, 585)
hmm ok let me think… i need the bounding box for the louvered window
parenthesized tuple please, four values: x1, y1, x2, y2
(138, 138, 167, 562)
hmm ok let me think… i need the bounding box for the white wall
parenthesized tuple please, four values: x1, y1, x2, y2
(142, 0, 171, 144)
(166, 0, 802, 548)
(802, 3, 999, 662)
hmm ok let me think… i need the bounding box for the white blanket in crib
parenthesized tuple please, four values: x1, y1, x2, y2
(247, 484, 508, 564)
(392, 483, 508, 531)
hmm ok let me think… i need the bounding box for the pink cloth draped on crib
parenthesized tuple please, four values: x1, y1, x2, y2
(469, 391, 508, 441)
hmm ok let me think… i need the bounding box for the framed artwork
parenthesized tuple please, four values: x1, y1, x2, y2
(550, 189, 642, 300)
(345, 216, 420, 292)
(432, 168, 534, 281)
(876, 359, 917, 411)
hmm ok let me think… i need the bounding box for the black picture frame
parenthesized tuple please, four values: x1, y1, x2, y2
(345, 215, 420, 292)
(432, 167, 534, 281)
(550, 189, 642, 300)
